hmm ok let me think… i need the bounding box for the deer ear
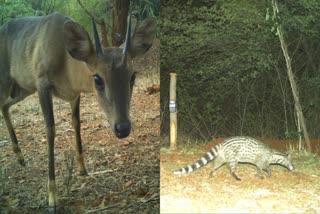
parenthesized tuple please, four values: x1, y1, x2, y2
(64, 20, 94, 62)
(130, 17, 156, 58)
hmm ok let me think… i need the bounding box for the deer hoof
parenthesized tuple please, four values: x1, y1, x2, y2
(18, 158, 26, 167)
(49, 205, 65, 214)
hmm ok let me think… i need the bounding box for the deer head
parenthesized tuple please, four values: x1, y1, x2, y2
(63, 16, 156, 138)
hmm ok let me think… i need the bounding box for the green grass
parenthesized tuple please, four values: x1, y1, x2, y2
(287, 144, 320, 174)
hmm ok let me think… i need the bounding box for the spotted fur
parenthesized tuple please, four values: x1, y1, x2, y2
(173, 136, 294, 180)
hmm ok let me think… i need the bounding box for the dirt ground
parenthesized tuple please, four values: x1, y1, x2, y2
(161, 138, 320, 213)
(0, 40, 160, 213)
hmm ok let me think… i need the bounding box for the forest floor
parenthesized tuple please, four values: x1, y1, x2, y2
(160, 138, 320, 213)
(0, 40, 160, 213)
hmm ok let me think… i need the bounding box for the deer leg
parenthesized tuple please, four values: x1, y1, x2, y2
(38, 83, 58, 212)
(1, 89, 32, 166)
(70, 96, 87, 176)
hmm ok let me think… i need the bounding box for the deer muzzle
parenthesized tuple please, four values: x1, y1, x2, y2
(115, 120, 131, 138)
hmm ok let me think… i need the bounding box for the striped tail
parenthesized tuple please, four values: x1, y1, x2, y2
(173, 145, 218, 174)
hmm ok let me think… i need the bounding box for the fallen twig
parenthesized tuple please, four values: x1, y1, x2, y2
(88, 169, 116, 175)
(141, 197, 159, 203)
(84, 203, 122, 214)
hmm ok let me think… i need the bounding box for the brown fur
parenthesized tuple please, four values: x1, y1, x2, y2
(0, 12, 156, 211)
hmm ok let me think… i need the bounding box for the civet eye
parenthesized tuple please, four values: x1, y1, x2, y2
(93, 74, 104, 89)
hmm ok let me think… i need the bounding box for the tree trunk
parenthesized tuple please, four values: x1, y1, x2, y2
(112, 0, 130, 46)
(99, 19, 109, 47)
(272, 0, 312, 152)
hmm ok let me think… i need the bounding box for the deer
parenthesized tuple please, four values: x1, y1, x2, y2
(0, 12, 156, 212)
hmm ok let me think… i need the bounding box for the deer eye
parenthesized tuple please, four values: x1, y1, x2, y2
(94, 74, 104, 89)
(130, 73, 136, 88)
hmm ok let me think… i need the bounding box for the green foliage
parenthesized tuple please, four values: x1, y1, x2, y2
(0, 0, 34, 23)
(0, 0, 160, 35)
(288, 146, 320, 174)
(280, 0, 320, 39)
(161, 0, 320, 140)
(131, 0, 160, 20)
(285, 131, 303, 139)
(131, 0, 160, 35)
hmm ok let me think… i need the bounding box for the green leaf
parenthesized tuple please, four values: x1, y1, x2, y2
(265, 8, 270, 21)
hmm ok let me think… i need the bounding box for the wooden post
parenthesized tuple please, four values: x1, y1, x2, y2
(169, 73, 177, 150)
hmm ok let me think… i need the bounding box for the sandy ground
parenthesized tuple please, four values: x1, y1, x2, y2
(160, 138, 320, 213)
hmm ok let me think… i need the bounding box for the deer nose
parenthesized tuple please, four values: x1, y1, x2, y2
(115, 121, 131, 138)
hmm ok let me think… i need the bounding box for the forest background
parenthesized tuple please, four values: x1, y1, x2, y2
(1, 0, 320, 143)
(161, 0, 320, 143)
(0, 0, 160, 47)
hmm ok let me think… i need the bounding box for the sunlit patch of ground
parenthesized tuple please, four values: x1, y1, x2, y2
(160, 138, 320, 213)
